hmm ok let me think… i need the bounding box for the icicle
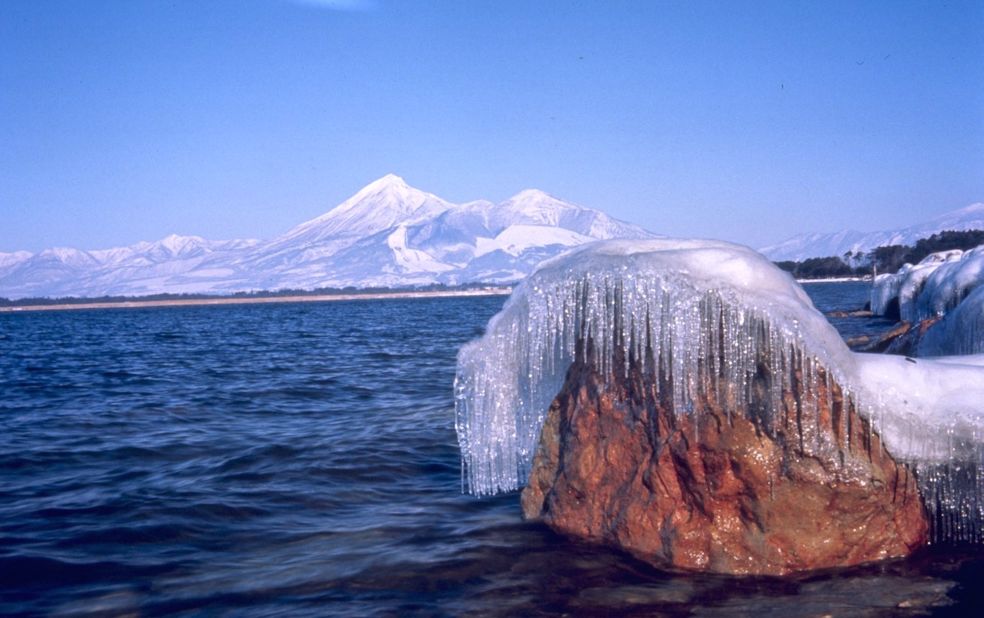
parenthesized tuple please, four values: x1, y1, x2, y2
(456, 239, 857, 495)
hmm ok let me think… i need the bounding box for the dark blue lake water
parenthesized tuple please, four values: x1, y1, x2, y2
(1, 285, 981, 616)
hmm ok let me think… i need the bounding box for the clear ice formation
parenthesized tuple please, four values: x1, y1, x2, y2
(918, 286, 984, 356)
(871, 246, 984, 355)
(856, 352, 984, 542)
(455, 239, 984, 543)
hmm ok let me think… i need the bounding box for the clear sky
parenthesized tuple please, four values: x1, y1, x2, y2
(1, 0, 982, 253)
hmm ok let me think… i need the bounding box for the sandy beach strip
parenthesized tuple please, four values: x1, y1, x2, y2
(0, 288, 513, 313)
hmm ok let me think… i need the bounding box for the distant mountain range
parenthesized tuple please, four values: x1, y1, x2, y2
(0, 175, 655, 299)
(759, 203, 984, 262)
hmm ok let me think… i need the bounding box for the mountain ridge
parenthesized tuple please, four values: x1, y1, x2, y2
(0, 176, 656, 299)
(759, 202, 984, 262)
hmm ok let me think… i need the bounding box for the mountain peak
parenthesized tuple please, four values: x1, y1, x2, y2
(159, 233, 205, 245)
(341, 173, 420, 208)
(279, 175, 452, 243)
(513, 188, 549, 198)
(362, 173, 409, 192)
(507, 188, 561, 204)
(489, 188, 579, 231)
(155, 234, 209, 255)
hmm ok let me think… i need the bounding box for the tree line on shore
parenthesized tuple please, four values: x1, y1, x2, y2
(775, 229, 984, 280)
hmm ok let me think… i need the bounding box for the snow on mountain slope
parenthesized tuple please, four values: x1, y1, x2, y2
(759, 230, 873, 263)
(0, 175, 656, 299)
(760, 203, 984, 261)
(894, 203, 984, 245)
(0, 251, 32, 279)
(228, 174, 454, 276)
(88, 235, 210, 266)
(0, 248, 102, 298)
(0, 251, 32, 268)
(385, 226, 456, 274)
(475, 225, 592, 258)
(278, 174, 452, 244)
(490, 189, 651, 239)
(444, 246, 557, 285)
(0, 235, 259, 299)
(403, 201, 496, 266)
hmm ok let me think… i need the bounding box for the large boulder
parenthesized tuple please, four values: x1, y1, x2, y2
(521, 354, 929, 576)
(455, 239, 983, 574)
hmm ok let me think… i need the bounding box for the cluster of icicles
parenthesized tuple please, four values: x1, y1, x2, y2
(454, 240, 984, 543)
(455, 240, 857, 496)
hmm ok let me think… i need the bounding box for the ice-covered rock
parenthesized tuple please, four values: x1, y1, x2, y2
(871, 269, 908, 320)
(455, 239, 984, 569)
(856, 352, 984, 543)
(870, 246, 984, 356)
(915, 246, 984, 322)
(456, 239, 858, 496)
(870, 249, 965, 322)
(855, 353, 984, 463)
(917, 286, 984, 356)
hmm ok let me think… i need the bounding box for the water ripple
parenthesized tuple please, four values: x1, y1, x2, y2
(0, 291, 980, 615)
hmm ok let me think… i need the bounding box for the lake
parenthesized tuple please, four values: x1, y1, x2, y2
(1, 283, 980, 616)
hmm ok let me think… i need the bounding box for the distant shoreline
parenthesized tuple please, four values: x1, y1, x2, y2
(0, 288, 513, 314)
(797, 276, 872, 284)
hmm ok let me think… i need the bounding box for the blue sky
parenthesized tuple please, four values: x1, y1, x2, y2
(1, 0, 982, 253)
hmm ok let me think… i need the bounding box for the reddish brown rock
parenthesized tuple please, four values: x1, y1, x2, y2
(884, 317, 942, 355)
(860, 321, 914, 353)
(826, 309, 875, 318)
(521, 356, 929, 576)
(860, 317, 941, 355)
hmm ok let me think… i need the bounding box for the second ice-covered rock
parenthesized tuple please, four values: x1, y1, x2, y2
(869, 245, 984, 356)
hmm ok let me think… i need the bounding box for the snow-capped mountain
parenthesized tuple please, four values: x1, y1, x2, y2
(760, 203, 984, 262)
(0, 235, 262, 299)
(0, 175, 656, 299)
(273, 174, 454, 247)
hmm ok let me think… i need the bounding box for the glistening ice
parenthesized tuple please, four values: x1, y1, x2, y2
(454, 239, 984, 542)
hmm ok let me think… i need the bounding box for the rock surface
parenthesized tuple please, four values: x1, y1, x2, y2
(859, 318, 941, 355)
(521, 355, 929, 576)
